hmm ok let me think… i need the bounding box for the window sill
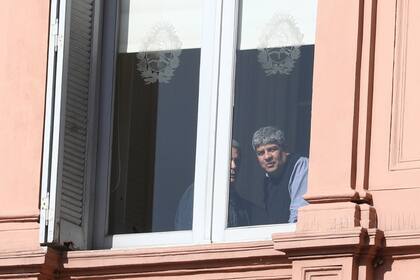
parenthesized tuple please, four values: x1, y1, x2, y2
(61, 241, 291, 279)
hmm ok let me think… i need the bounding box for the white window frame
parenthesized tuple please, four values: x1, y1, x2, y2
(40, 0, 311, 250)
(211, 0, 297, 243)
(93, 0, 225, 249)
(93, 0, 299, 249)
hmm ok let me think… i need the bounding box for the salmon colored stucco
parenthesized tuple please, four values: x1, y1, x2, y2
(2, 0, 420, 279)
(0, 0, 49, 254)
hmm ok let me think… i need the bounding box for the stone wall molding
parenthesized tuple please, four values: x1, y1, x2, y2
(273, 227, 383, 280)
(0, 248, 59, 279)
(0, 214, 39, 223)
(58, 241, 291, 279)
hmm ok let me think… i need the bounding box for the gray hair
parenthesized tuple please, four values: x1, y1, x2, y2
(231, 139, 240, 151)
(252, 126, 286, 150)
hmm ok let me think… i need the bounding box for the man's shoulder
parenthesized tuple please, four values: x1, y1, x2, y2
(289, 154, 308, 164)
(295, 156, 308, 167)
(287, 154, 308, 174)
(288, 156, 309, 195)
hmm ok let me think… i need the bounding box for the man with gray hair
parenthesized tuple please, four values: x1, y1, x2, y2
(252, 126, 308, 223)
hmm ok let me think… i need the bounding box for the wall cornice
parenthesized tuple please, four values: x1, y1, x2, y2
(59, 241, 291, 279)
(0, 214, 39, 224)
(0, 248, 59, 279)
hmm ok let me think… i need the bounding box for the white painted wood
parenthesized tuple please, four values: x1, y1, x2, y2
(192, 0, 223, 244)
(108, 231, 194, 249)
(221, 224, 296, 243)
(47, 0, 69, 244)
(39, 0, 59, 244)
(211, 0, 240, 243)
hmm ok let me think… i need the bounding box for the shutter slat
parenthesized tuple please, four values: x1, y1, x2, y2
(67, 89, 88, 107)
(65, 132, 87, 147)
(64, 152, 85, 166)
(72, 16, 93, 31)
(67, 93, 88, 111)
(62, 212, 83, 224)
(62, 203, 83, 216)
(64, 136, 86, 152)
(62, 194, 83, 208)
(73, 1, 93, 16)
(62, 205, 83, 220)
(63, 166, 84, 180)
(69, 55, 91, 72)
(69, 39, 91, 57)
(68, 65, 90, 84)
(69, 62, 90, 78)
(72, 9, 93, 22)
(63, 176, 83, 187)
(66, 104, 88, 122)
(62, 173, 84, 187)
(62, 188, 83, 201)
(70, 29, 92, 43)
(62, 147, 87, 165)
(62, 180, 84, 195)
(68, 77, 89, 94)
(63, 156, 85, 174)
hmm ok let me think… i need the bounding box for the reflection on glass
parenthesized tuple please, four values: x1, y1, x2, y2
(108, 0, 201, 234)
(228, 0, 317, 227)
(257, 14, 304, 76)
(136, 23, 183, 84)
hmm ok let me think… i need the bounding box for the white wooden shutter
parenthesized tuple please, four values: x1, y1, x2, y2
(40, 0, 99, 249)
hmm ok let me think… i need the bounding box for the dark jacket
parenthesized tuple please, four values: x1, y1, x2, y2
(175, 184, 259, 230)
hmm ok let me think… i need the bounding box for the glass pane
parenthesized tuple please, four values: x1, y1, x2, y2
(227, 0, 317, 227)
(108, 0, 201, 234)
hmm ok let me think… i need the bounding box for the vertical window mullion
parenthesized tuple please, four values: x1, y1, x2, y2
(192, 0, 224, 243)
(93, 0, 119, 249)
(211, 0, 240, 243)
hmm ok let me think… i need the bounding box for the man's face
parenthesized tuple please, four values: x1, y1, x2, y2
(255, 143, 287, 175)
(230, 147, 240, 183)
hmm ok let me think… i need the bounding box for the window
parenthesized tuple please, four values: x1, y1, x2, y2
(40, 0, 317, 249)
(107, 0, 201, 235)
(212, 0, 316, 242)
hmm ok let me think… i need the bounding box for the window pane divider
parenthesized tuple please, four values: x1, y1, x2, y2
(192, 0, 224, 244)
(211, 0, 240, 243)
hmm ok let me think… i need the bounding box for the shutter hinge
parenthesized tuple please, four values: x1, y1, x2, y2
(41, 192, 50, 225)
(52, 18, 60, 51)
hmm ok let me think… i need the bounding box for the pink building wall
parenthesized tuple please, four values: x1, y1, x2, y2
(0, 0, 48, 252)
(1, 0, 420, 279)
